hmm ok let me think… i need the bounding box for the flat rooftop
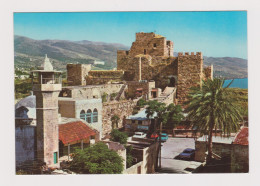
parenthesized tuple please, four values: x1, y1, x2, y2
(197, 135, 235, 144)
(63, 83, 124, 89)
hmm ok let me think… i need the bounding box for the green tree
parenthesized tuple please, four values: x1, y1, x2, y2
(110, 129, 128, 145)
(111, 115, 120, 129)
(145, 100, 183, 168)
(15, 78, 32, 99)
(185, 78, 242, 163)
(110, 129, 134, 168)
(146, 101, 183, 130)
(69, 142, 124, 174)
(137, 98, 147, 107)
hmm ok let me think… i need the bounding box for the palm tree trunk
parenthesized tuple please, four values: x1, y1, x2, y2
(206, 128, 213, 163)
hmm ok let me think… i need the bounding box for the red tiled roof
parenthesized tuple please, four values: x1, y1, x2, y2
(233, 127, 248, 145)
(59, 121, 96, 144)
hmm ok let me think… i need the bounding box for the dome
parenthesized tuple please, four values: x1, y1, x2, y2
(15, 95, 36, 120)
(15, 95, 36, 110)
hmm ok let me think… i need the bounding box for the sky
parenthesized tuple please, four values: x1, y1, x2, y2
(14, 11, 247, 59)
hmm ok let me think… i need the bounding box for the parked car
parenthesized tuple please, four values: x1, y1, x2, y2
(178, 148, 195, 160)
(133, 132, 147, 138)
(150, 133, 169, 142)
(160, 133, 169, 142)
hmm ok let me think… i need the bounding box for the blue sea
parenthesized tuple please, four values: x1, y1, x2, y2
(223, 78, 248, 89)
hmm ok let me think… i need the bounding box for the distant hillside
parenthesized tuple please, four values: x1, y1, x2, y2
(14, 35, 129, 70)
(14, 36, 247, 79)
(204, 56, 247, 79)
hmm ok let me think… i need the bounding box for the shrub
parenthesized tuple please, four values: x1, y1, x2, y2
(69, 142, 124, 174)
(110, 129, 128, 145)
(137, 98, 147, 107)
(110, 93, 118, 100)
(102, 92, 108, 102)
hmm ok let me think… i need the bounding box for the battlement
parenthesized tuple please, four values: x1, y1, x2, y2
(135, 32, 155, 41)
(117, 50, 130, 56)
(177, 52, 203, 58)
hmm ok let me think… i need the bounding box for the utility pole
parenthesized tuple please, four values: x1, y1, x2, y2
(159, 122, 162, 169)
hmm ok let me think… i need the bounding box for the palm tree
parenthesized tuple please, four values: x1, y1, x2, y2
(185, 78, 242, 163)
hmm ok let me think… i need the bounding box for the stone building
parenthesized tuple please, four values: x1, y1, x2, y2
(58, 97, 103, 138)
(67, 32, 213, 105)
(124, 138, 159, 174)
(58, 83, 136, 137)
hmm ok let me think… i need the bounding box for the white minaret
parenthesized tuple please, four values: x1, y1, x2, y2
(31, 54, 62, 168)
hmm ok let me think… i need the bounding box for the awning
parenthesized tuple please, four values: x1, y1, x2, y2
(137, 125, 149, 130)
(59, 121, 96, 145)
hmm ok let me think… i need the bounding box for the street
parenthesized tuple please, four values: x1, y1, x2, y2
(158, 137, 202, 173)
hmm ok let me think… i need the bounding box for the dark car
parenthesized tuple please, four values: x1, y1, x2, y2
(178, 148, 195, 160)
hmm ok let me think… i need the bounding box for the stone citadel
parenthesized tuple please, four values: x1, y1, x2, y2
(67, 32, 213, 105)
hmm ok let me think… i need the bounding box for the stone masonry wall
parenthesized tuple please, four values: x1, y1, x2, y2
(203, 65, 214, 80)
(177, 52, 203, 105)
(86, 70, 124, 85)
(117, 54, 178, 90)
(60, 84, 123, 99)
(129, 32, 173, 57)
(195, 141, 232, 162)
(67, 64, 91, 86)
(231, 144, 249, 173)
(102, 99, 138, 136)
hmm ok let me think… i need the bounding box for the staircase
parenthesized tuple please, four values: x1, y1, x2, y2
(115, 84, 127, 101)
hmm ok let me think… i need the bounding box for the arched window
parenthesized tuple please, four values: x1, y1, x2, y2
(86, 109, 92, 123)
(80, 110, 85, 120)
(93, 108, 98, 123)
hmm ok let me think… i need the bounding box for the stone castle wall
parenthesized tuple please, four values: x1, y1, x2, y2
(67, 64, 91, 86)
(177, 52, 203, 105)
(126, 81, 155, 99)
(127, 32, 173, 57)
(59, 84, 123, 99)
(203, 65, 214, 80)
(102, 99, 138, 137)
(86, 70, 124, 85)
